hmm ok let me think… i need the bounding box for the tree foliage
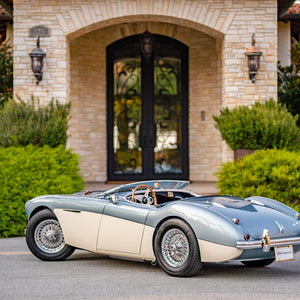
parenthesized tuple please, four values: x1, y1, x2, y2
(0, 42, 13, 108)
(278, 41, 300, 126)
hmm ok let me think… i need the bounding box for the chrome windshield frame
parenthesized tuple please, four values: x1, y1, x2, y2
(98, 180, 190, 198)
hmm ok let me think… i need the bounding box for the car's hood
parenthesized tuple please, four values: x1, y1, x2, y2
(184, 196, 300, 239)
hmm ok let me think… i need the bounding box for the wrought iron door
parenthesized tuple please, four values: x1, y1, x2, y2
(107, 34, 188, 181)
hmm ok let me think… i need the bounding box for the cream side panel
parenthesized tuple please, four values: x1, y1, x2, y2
(97, 215, 144, 254)
(93, 225, 155, 260)
(54, 209, 101, 252)
(198, 239, 243, 262)
(140, 225, 155, 260)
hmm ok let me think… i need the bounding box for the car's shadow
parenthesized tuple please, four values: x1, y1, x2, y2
(200, 261, 298, 278)
(66, 250, 300, 278)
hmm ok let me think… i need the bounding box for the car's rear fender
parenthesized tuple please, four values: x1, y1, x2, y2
(149, 205, 244, 262)
(147, 202, 244, 248)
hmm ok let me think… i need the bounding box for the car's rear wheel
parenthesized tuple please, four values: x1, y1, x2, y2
(26, 209, 75, 261)
(241, 258, 275, 267)
(154, 218, 202, 277)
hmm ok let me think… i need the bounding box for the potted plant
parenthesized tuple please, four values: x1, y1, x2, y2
(213, 99, 300, 160)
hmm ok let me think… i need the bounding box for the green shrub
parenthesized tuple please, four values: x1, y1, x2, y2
(0, 43, 13, 108)
(0, 98, 70, 148)
(215, 149, 300, 211)
(0, 145, 84, 237)
(213, 100, 300, 150)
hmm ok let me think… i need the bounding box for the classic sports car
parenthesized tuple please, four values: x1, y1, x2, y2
(25, 180, 300, 277)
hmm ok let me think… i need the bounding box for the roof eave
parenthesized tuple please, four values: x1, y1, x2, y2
(0, 0, 12, 17)
(278, 0, 297, 18)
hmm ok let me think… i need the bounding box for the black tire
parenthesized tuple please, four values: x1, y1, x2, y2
(241, 258, 275, 268)
(26, 209, 75, 261)
(154, 218, 202, 277)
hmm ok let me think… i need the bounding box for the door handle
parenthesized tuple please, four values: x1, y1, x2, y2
(148, 125, 157, 147)
(139, 124, 146, 148)
(139, 124, 156, 148)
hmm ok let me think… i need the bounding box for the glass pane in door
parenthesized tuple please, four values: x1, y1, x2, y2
(113, 57, 142, 174)
(154, 56, 183, 174)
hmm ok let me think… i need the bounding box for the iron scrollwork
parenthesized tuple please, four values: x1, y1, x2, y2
(113, 58, 142, 174)
(155, 60, 178, 129)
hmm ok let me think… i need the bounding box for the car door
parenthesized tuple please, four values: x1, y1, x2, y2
(97, 200, 152, 255)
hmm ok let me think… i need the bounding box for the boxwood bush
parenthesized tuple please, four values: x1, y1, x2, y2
(215, 149, 300, 211)
(213, 100, 300, 150)
(0, 145, 84, 237)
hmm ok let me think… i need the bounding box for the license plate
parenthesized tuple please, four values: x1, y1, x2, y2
(275, 245, 294, 262)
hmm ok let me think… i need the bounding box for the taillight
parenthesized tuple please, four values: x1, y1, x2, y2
(244, 233, 250, 241)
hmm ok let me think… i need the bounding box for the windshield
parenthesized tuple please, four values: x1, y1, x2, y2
(99, 180, 189, 197)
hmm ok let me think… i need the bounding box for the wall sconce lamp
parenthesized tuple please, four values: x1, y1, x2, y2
(245, 34, 262, 83)
(29, 35, 46, 85)
(140, 29, 154, 61)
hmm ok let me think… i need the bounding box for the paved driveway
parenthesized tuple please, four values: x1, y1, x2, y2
(1, 237, 300, 300)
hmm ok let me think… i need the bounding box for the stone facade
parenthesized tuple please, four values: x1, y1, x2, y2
(13, 0, 278, 182)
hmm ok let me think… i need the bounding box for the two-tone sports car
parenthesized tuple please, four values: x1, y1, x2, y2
(25, 180, 300, 277)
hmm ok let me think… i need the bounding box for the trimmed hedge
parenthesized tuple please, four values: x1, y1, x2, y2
(215, 149, 300, 211)
(0, 145, 84, 237)
(213, 100, 300, 150)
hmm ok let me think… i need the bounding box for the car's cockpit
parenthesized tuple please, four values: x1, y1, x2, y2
(91, 180, 198, 205)
(125, 189, 198, 205)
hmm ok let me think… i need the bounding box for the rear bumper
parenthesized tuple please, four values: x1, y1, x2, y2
(237, 235, 300, 252)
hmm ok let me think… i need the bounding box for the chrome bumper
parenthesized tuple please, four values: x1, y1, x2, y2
(237, 230, 300, 252)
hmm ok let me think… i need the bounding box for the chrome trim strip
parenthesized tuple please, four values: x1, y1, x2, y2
(237, 236, 300, 250)
(63, 209, 81, 213)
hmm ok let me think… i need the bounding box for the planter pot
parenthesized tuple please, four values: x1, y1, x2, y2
(234, 149, 255, 161)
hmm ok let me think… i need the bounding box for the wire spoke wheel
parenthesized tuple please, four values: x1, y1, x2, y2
(154, 218, 202, 277)
(26, 209, 75, 261)
(161, 228, 190, 268)
(34, 219, 65, 254)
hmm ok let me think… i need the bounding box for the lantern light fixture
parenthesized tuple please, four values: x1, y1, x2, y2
(140, 29, 154, 61)
(29, 35, 46, 85)
(245, 34, 262, 83)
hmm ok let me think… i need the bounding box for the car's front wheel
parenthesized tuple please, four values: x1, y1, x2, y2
(154, 218, 202, 277)
(26, 209, 75, 261)
(241, 258, 275, 268)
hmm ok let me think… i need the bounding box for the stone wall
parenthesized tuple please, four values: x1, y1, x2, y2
(13, 0, 278, 181)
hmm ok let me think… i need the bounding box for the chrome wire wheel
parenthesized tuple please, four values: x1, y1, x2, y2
(34, 219, 65, 254)
(161, 228, 190, 268)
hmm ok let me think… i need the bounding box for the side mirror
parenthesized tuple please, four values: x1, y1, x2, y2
(111, 195, 118, 204)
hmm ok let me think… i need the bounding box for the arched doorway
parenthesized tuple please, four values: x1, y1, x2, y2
(107, 33, 189, 181)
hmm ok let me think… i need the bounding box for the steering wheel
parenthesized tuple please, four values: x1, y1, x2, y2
(132, 184, 157, 205)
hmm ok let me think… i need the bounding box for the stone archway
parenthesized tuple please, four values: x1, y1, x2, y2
(68, 21, 222, 181)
